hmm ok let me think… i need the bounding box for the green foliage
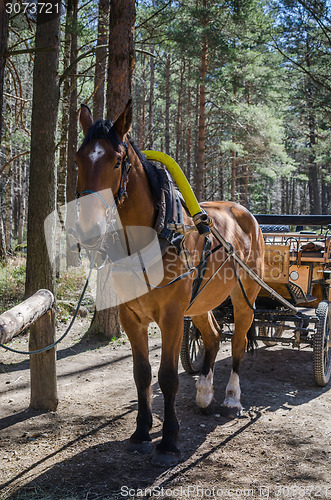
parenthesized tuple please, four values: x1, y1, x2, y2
(0, 257, 26, 313)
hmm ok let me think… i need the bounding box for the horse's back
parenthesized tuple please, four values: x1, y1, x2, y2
(199, 200, 263, 252)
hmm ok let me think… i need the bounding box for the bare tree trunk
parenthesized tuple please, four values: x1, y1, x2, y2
(5, 162, 13, 253)
(137, 53, 146, 149)
(0, 176, 6, 260)
(0, 215, 6, 260)
(186, 63, 192, 181)
(321, 170, 328, 214)
(165, 53, 171, 155)
(58, 0, 74, 213)
(305, 37, 321, 215)
(194, 83, 199, 188)
(26, 0, 61, 411)
(231, 149, 236, 202)
(106, 0, 135, 121)
(0, 0, 10, 145)
(93, 0, 109, 120)
(196, 29, 207, 201)
(66, 0, 79, 268)
(57, 0, 75, 276)
(18, 162, 26, 245)
(243, 164, 248, 208)
(307, 111, 320, 214)
(147, 50, 154, 149)
(218, 153, 224, 200)
(175, 59, 185, 163)
(94, 0, 136, 339)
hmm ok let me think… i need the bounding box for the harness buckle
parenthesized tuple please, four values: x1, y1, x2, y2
(167, 222, 197, 234)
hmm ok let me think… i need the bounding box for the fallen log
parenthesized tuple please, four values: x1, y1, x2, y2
(0, 289, 54, 345)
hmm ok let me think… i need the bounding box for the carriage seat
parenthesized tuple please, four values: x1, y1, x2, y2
(260, 224, 289, 233)
(297, 240, 325, 265)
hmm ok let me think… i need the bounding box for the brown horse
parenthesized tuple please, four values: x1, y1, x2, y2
(75, 100, 264, 466)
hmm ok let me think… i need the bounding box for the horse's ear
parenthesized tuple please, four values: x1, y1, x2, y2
(114, 99, 133, 140)
(79, 104, 93, 136)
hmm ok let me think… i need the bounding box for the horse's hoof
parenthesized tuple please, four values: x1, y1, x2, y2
(221, 405, 242, 419)
(127, 440, 152, 455)
(151, 450, 181, 467)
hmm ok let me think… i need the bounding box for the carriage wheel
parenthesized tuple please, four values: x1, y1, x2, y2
(313, 301, 331, 387)
(180, 319, 205, 374)
(259, 323, 284, 347)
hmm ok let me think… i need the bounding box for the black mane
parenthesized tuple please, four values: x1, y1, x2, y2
(79, 119, 165, 208)
(129, 139, 167, 207)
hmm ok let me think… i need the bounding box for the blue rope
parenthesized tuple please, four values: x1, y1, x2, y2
(0, 266, 93, 356)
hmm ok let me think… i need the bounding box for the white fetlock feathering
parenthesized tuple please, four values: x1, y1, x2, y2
(196, 369, 214, 408)
(223, 370, 242, 410)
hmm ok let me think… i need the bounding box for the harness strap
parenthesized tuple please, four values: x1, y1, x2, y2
(80, 190, 110, 209)
(190, 235, 212, 303)
(231, 257, 255, 311)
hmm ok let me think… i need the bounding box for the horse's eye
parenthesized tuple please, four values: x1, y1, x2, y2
(114, 159, 121, 170)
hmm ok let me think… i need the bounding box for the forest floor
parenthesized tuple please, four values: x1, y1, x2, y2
(1, 310, 331, 500)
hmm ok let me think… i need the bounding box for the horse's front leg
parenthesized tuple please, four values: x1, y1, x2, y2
(119, 305, 152, 453)
(152, 308, 184, 467)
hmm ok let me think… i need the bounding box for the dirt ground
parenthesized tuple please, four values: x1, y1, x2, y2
(0, 316, 330, 500)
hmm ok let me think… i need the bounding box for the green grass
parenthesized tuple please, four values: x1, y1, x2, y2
(0, 257, 93, 322)
(0, 256, 26, 314)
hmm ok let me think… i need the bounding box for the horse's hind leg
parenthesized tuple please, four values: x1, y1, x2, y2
(119, 305, 152, 453)
(193, 312, 221, 409)
(222, 278, 260, 418)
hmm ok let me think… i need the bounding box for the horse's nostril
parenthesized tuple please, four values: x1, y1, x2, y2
(75, 221, 105, 249)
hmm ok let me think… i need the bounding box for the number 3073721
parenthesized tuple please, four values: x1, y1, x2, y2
(6, 3, 60, 15)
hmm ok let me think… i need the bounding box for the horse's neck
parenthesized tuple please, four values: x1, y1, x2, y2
(118, 153, 155, 228)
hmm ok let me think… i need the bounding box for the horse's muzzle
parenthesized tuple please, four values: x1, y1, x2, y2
(68, 221, 105, 251)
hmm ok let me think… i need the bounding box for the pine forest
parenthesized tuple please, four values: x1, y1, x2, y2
(0, 0, 330, 264)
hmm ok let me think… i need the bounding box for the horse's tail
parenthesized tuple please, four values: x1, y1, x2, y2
(246, 319, 258, 354)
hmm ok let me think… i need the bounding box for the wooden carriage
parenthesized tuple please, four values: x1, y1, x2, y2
(181, 215, 331, 387)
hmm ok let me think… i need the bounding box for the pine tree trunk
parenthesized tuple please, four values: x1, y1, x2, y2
(186, 64, 192, 181)
(0, 176, 6, 260)
(175, 59, 185, 163)
(0, 215, 6, 260)
(66, 0, 79, 268)
(194, 83, 199, 188)
(5, 162, 13, 253)
(165, 53, 171, 155)
(106, 0, 136, 121)
(218, 153, 224, 200)
(93, 0, 109, 120)
(137, 53, 146, 149)
(13, 161, 19, 240)
(307, 111, 320, 214)
(0, 0, 10, 145)
(25, 1, 61, 411)
(147, 50, 154, 149)
(196, 31, 207, 201)
(57, 0, 75, 276)
(58, 0, 74, 212)
(94, 0, 136, 339)
(321, 170, 327, 214)
(18, 162, 26, 245)
(305, 38, 321, 215)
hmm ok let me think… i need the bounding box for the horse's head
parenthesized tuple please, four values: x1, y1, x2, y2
(74, 100, 132, 250)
